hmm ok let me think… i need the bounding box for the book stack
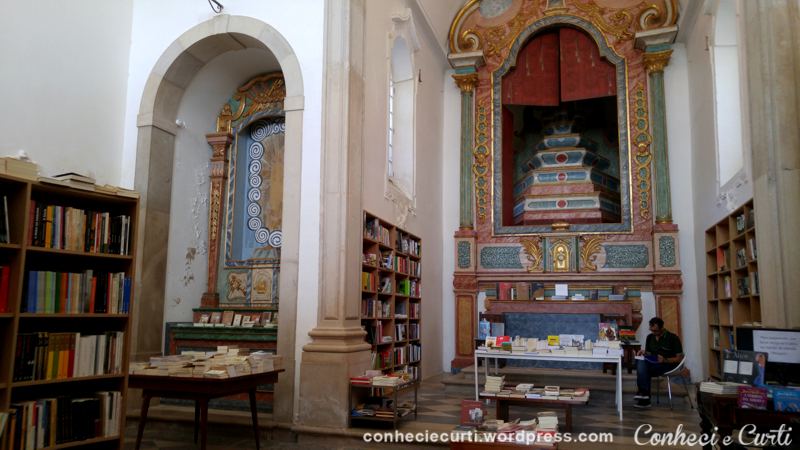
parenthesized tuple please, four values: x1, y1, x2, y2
(699, 381, 743, 395)
(484, 375, 505, 394)
(536, 411, 558, 434)
(372, 375, 402, 387)
(247, 351, 282, 372)
(543, 385, 560, 400)
(0, 156, 38, 180)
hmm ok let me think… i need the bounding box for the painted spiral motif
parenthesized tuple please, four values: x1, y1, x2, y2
(248, 188, 261, 202)
(249, 159, 262, 174)
(268, 230, 282, 248)
(255, 227, 270, 244)
(248, 217, 262, 231)
(247, 203, 261, 217)
(249, 141, 264, 160)
(249, 174, 262, 188)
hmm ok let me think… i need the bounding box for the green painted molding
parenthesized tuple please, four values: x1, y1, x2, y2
(646, 48, 673, 223)
(460, 89, 475, 228)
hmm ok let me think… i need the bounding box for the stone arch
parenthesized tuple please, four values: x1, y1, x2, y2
(132, 15, 303, 424)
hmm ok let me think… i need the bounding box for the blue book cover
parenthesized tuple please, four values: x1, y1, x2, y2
(773, 388, 800, 412)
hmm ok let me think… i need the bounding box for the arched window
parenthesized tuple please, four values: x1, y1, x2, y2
(710, 0, 747, 187)
(386, 11, 419, 203)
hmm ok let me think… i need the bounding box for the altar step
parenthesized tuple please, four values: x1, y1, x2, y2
(442, 366, 690, 398)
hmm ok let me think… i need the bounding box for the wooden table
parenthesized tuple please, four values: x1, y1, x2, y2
(494, 395, 589, 432)
(129, 370, 284, 450)
(474, 349, 623, 420)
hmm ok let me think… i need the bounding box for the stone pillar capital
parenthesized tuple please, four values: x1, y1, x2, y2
(452, 73, 479, 93)
(644, 49, 673, 74)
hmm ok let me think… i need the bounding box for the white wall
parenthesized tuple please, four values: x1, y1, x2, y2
(0, 0, 132, 185)
(361, 0, 450, 378)
(441, 70, 461, 372)
(163, 48, 280, 326)
(122, 0, 325, 396)
(683, 9, 752, 378)
(664, 44, 703, 379)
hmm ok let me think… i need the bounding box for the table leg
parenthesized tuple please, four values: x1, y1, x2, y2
(194, 401, 200, 443)
(135, 393, 152, 450)
(617, 358, 623, 420)
(495, 400, 509, 421)
(199, 398, 209, 450)
(565, 405, 572, 432)
(249, 388, 261, 450)
(474, 351, 479, 401)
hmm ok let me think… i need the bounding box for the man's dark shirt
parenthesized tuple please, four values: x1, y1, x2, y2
(645, 330, 683, 359)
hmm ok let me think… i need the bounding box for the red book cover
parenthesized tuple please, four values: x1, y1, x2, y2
(0, 265, 10, 312)
(460, 400, 487, 426)
(737, 386, 767, 410)
(28, 199, 36, 245)
(495, 336, 511, 346)
(89, 276, 97, 313)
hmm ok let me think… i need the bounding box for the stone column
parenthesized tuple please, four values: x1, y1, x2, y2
(452, 73, 478, 229)
(448, 53, 482, 370)
(643, 45, 674, 224)
(201, 132, 232, 308)
(741, 0, 800, 328)
(297, 0, 371, 429)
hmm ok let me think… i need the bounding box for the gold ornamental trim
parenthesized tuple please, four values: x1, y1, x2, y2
(448, 0, 481, 53)
(572, 0, 634, 41)
(638, 0, 679, 30)
(216, 72, 286, 133)
(643, 50, 673, 74)
(632, 83, 652, 220)
(580, 235, 605, 271)
(473, 100, 491, 222)
(522, 236, 544, 273)
(452, 73, 479, 93)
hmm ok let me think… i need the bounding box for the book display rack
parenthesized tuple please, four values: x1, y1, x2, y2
(0, 173, 138, 449)
(705, 199, 760, 379)
(361, 211, 421, 382)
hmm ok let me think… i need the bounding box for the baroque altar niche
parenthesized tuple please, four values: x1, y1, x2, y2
(201, 72, 287, 310)
(496, 24, 629, 234)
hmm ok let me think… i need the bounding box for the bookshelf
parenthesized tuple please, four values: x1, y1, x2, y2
(705, 199, 759, 379)
(361, 211, 421, 382)
(0, 173, 138, 449)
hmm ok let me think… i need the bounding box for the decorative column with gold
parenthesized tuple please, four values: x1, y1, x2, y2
(637, 28, 683, 335)
(643, 45, 674, 224)
(449, 51, 483, 369)
(201, 132, 233, 308)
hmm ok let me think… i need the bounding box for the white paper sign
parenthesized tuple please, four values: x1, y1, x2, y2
(555, 284, 569, 297)
(723, 359, 738, 374)
(753, 330, 800, 363)
(738, 361, 753, 375)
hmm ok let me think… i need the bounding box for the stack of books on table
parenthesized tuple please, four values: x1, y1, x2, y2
(536, 411, 558, 434)
(542, 386, 560, 400)
(700, 381, 743, 395)
(372, 375, 403, 386)
(483, 375, 504, 394)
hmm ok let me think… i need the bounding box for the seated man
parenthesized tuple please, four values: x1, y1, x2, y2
(634, 317, 683, 408)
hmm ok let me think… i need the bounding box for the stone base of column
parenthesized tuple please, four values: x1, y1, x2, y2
(451, 356, 474, 370)
(297, 346, 371, 429)
(200, 292, 219, 308)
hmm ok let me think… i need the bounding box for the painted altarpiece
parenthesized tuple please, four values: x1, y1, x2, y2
(448, 0, 683, 368)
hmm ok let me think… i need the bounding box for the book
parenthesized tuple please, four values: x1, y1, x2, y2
(773, 388, 800, 412)
(0, 195, 9, 243)
(722, 349, 760, 384)
(547, 335, 560, 346)
(209, 312, 222, 324)
(221, 310, 234, 326)
(52, 172, 96, 185)
(737, 386, 767, 410)
(460, 400, 486, 426)
(598, 323, 617, 341)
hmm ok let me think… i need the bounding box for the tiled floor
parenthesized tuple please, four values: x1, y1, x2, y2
(125, 371, 702, 449)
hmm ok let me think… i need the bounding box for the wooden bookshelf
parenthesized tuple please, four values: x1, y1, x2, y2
(361, 211, 421, 382)
(705, 198, 759, 379)
(0, 173, 138, 449)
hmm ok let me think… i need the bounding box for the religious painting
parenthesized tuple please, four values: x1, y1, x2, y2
(218, 117, 285, 305)
(251, 267, 275, 304)
(226, 271, 248, 303)
(493, 21, 632, 234)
